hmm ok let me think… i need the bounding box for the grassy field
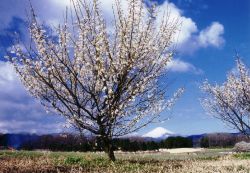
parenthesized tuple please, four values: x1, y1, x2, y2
(0, 149, 250, 173)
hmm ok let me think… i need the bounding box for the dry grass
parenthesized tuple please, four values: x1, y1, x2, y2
(0, 149, 249, 173)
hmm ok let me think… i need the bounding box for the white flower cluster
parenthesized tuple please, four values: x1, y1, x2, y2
(201, 59, 250, 135)
(7, 0, 181, 137)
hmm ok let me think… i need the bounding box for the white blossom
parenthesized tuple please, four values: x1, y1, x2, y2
(201, 59, 250, 136)
(7, 0, 182, 160)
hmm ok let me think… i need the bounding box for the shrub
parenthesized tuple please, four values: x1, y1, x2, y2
(233, 141, 250, 152)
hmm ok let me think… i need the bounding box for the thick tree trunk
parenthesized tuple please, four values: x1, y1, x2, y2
(103, 137, 116, 161)
(106, 144, 115, 161)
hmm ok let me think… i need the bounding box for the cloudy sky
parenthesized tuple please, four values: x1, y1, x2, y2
(0, 0, 249, 135)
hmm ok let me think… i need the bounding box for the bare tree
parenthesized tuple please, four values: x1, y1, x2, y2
(201, 59, 250, 138)
(7, 0, 182, 161)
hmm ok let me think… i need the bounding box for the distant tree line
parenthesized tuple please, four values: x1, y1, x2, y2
(200, 133, 250, 148)
(159, 136, 193, 149)
(112, 138, 159, 151)
(0, 134, 7, 147)
(21, 135, 193, 152)
(21, 134, 93, 152)
(2, 133, 249, 151)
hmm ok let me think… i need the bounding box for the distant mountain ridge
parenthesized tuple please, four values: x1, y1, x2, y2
(0, 133, 40, 148)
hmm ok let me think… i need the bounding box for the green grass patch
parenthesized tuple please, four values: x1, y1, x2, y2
(1, 149, 247, 173)
(63, 155, 110, 167)
(233, 152, 250, 159)
(0, 148, 229, 161)
(116, 149, 228, 161)
(0, 150, 43, 159)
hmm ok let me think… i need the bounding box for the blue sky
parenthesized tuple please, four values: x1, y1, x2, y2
(0, 0, 249, 135)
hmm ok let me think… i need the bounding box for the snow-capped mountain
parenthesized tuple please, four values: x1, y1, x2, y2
(142, 127, 174, 139)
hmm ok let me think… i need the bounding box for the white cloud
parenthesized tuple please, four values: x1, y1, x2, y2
(146, 1, 224, 53)
(167, 59, 203, 74)
(178, 17, 198, 44)
(50, 0, 71, 7)
(198, 22, 225, 48)
(0, 0, 224, 54)
(0, 61, 16, 83)
(0, 120, 65, 134)
(177, 22, 225, 54)
(0, 61, 65, 134)
(155, 1, 198, 44)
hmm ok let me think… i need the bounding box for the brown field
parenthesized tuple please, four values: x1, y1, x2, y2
(0, 149, 250, 173)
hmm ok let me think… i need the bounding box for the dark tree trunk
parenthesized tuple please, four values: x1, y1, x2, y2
(106, 144, 115, 161)
(103, 137, 116, 161)
(97, 124, 116, 161)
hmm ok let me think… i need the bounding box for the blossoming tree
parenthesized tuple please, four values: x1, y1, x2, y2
(7, 0, 183, 161)
(201, 59, 250, 138)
